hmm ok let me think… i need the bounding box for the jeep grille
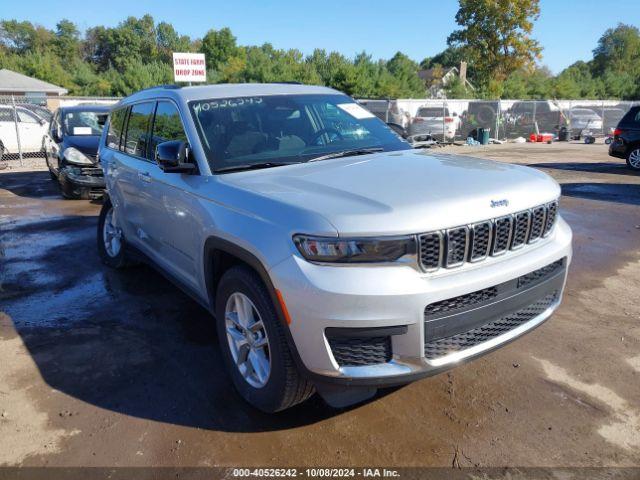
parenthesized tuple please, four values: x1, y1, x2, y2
(418, 201, 559, 272)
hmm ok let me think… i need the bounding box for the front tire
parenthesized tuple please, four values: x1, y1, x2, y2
(626, 147, 640, 171)
(215, 266, 314, 412)
(97, 198, 129, 268)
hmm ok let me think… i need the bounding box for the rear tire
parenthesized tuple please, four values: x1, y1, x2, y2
(626, 148, 640, 171)
(97, 198, 130, 268)
(215, 266, 314, 412)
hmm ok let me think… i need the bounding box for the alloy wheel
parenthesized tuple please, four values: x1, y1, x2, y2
(225, 292, 271, 388)
(102, 207, 122, 258)
(629, 149, 640, 169)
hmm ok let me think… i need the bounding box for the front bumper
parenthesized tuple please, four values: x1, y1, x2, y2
(269, 217, 572, 386)
(59, 166, 106, 199)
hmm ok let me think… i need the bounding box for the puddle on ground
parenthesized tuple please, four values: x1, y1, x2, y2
(535, 357, 640, 451)
(3, 272, 114, 327)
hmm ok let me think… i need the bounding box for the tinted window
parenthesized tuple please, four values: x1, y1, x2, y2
(123, 102, 154, 158)
(620, 107, 640, 126)
(106, 108, 127, 149)
(149, 101, 187, 159)
(189, 94, 410, 172)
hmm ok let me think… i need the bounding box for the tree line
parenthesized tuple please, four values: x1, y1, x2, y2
(0, 2, 638, 100)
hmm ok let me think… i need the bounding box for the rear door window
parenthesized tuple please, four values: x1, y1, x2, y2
(123, 102, 155, 158)
(106, 108, 127, 149)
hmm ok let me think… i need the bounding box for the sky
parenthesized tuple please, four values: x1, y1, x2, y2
(3, 0, 640, 74)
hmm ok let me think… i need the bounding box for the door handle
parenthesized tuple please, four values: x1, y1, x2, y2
(138, 171, 152, 183)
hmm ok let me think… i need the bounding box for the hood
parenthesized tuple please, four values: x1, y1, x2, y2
(63, 135, 101, 156)
(220, 149, 560, 236)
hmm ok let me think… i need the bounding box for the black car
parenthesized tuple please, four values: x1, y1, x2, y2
(609, 106, 640, 171)
(45, 105, 110, 199)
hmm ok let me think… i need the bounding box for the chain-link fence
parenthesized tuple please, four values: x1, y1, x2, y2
(358, 98, 640, 144)
(0, 95, 54, 169)
(0, 95, 120, 170)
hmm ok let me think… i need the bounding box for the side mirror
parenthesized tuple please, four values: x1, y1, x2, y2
(386, 122, 408, 139)
(155, 140, 196, 173)
(52, 125, 62, 143)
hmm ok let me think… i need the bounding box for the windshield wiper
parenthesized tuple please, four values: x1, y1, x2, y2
(215, 162, 297, 174)
(306, 147, 384, 163)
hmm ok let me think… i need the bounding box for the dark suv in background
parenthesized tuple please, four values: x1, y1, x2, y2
(609, 106, 640, 171)
(45, 104, 110, 199)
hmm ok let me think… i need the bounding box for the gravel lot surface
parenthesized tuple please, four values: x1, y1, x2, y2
(0, 142, 638, 468)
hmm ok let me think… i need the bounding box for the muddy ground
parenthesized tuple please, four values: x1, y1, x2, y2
(0, 142, 639, 468)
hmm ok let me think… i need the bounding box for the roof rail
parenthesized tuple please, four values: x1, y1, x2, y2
(134, 84, 182, 94)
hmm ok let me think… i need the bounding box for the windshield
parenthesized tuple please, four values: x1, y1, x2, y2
(189, 94, 410, 173)
(63, 110, 107, 136)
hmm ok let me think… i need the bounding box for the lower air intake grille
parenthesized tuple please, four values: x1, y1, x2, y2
(424, 286, 498, 317)
(328, 336, 392, 367)
(424, 292, 558, 360)
(518, 259, 565, 288)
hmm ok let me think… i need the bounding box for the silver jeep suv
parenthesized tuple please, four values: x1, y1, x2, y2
(97, 84, 572, 412)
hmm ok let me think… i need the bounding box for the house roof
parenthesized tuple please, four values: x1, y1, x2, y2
(0, 69, 68, 95)
(418, 67, 458, 82)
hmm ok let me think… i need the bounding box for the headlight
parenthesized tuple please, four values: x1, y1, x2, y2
(293, 234, 416, 263)
(63, 147, 93, 165)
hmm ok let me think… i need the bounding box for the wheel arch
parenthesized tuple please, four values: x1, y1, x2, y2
(203, 237, 283, 322)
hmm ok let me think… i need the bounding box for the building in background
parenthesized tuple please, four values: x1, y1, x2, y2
(419, 62, 475, 98)
(0, 69, 68, 106)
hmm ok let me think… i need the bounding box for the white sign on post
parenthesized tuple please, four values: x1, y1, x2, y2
(172, 52, 207, 83)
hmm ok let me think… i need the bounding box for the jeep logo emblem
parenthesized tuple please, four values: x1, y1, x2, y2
(491, 199, 509, 208)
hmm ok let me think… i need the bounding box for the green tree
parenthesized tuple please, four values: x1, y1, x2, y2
(156, 22, 192, 63)
(54, 19, 80, 63)
(447, 0, 542, 97)
(592, 23, 640, 77)
(386, 52, 425, 97)
(200, 27, 239, 72)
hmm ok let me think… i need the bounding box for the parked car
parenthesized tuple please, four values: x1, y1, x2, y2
(504, 101, 566, 136)
(45, 104, 110, 199)
(98, 84, 572, 412)
(609, 105, 640, 171)
(19, 103, 53, 123)
(461, 101, 500, 138)
(569, 108, 603, 134)
(358, 99, 410, 129)
(408, 106, 459, 140)
(0, 104, 48, 155)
